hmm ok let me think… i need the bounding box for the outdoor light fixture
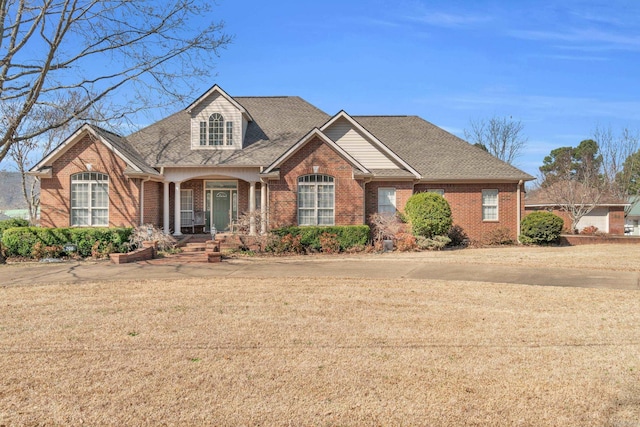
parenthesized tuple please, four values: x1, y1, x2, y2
(210, 225, 217, 241)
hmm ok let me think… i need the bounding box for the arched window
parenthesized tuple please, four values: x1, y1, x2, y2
(208, 113, 224, 146)
(298, 174, 334, 225)
(71, 172, 109, 226)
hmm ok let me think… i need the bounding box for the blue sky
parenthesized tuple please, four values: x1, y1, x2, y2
(194, 0, 640, 178)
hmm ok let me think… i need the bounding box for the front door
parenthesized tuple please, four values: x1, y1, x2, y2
(213, 190, 231, 231)
(204, 181, 238, 232)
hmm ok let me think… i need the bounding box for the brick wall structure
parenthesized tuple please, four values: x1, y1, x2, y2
(414, 183, 523, 243)
(40, 133, 141, 228)
(268, 136, 365, 228)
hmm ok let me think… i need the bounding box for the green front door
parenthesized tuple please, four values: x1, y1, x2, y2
(213, 190, 231, 231)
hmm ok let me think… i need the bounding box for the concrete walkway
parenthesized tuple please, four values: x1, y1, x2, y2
(2, 254, 639, 290)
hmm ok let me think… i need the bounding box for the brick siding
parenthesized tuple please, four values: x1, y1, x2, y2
(414, 183, 522, 243)
(40, 133, 141, 228)
(268, 136, 365, 228)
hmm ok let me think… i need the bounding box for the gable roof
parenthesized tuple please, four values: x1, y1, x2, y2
(30, 86, 534, 184)
(353, 116, 534, 182)
(320, 111, 421, 178)
(263, 128, 370, 174)
(185, 84, 254, 121)
(29, 124, 160, 177)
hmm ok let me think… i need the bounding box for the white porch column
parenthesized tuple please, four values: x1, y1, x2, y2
(249, 181, 256, 236)
(260, 182, 268, 234)
(173, 182, 182, 236)
(163, 182, 170, 234)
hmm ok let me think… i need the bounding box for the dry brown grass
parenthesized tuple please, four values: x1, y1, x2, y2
(1, 276, 639, 426)
(298, 243, 640, 272)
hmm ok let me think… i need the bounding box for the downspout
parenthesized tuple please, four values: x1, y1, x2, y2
(362, 177, 373, 223)
(140, 177, 151, 226)
(517, 180, 523, 243)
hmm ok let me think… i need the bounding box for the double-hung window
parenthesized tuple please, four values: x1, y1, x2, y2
(180, 189, 194, 228)
(482, 189, 499, 221)
(71, 172, 109, 226)
(378, 188, 396, 215)
(298, 175, 334, 225)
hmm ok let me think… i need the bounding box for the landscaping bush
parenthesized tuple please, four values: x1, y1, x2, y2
(269, 225, 370, 253)
(1, 226, 132, 258)
(129, 224, 177, 252)
(447, 224, 469, 247)
(0, 218, 29, 240)
(519, 212, 564, 244)
(404, 192, 452, 238)
(415, 235, 451, 250)
(483, 227, 514, 245)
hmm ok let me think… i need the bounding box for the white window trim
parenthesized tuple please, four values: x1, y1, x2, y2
(377, 187, 396, 215)
(70, 172, 109, 227)
(297, 174, 335, 226)
(427, 189, 445, 196)
(180, 189, 194, 228)
(196, 113, 237, 150)
(482, 189, 499, 222)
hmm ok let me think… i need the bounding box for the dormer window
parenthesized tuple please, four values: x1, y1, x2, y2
(199, 113, 234, 146)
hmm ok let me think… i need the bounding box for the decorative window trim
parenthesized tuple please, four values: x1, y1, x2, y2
(482, 189, 499, 221)
(209, 113, 224, 146)
(377, 187, 396, 215)
(298, 174, 335, 226)
(70, 172, 109, 227)
(197, 113, 236, 149)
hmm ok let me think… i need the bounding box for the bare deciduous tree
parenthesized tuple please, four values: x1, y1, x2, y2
(464, 116, 528, 165)
(0, 0, 231, 165)
(537, 139, 607, 232)
(594, 125, 640, 215)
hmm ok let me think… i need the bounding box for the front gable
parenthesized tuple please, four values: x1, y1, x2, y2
(29, 124, 143, 177)
(186, 85, 251, 150)
(320, 111, 421, 178)
(263, 128, 369, 176)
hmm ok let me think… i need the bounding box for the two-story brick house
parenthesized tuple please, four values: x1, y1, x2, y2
(29, 85, 534, 241)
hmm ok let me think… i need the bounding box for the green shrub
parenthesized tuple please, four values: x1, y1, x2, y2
(404, 192, 452, 238)
(269, 225, 370, 253)
(0, 218, 29, 240)
(519, 212, 564, 244)
(1, 226, 132, 258)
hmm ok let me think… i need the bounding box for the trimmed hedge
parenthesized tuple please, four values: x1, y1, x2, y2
(270, 225, 370, 252)
(404, 192, 452, 238)
(1, 226, 132, 258)
(0, 218, 29, 240)
(519, 212, 564, 244)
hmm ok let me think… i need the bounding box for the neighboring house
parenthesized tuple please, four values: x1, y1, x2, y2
(2, 209, 30, 220)
(625, 197, 640, 235)
(525, 188, 628, 234)
(29, 85, 534, 242)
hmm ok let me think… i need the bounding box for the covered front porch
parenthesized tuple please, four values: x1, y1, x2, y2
(159, 167, 268, 236)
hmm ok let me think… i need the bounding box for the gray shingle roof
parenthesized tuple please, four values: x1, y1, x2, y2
(353, 116, 534, 182)
(89, 125, 160, 176)
(126, 96, 329, 167)
(111, 94, 533, 182)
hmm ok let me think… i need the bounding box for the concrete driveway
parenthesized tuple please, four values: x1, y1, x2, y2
(2, 253, 639, 290)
